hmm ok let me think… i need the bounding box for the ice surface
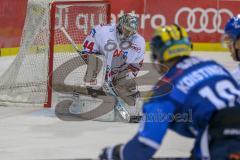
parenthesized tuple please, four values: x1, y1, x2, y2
(0, 52, 237, 159)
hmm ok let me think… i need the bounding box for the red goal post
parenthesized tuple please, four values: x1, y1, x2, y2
(46, 1, 111, 108)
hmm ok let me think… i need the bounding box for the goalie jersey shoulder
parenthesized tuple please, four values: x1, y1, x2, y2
(88, 23, 117, 39)
(131, 33, 146, 53)
(85, 23, 145, 57)
(83, 24, 116, 53)
(89, 23, 145, 47)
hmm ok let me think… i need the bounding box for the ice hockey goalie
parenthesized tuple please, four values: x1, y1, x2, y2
(69, 13, 146, 122)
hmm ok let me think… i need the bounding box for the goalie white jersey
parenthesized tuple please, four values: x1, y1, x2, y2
(82, 24, 145, 81)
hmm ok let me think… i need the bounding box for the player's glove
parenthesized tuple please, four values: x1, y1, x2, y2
(99, 144, 123, 160)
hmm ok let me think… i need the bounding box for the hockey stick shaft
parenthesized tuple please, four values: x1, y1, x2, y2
(60, 27, 87, 63)
(60, 27, 81, 52)
(60, 27, 131, 122)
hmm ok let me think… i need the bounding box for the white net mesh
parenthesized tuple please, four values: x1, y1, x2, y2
(0, 0, 109, 106)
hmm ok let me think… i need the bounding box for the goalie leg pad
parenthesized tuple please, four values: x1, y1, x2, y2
(84, 54, 103, 84)
(113, 75, 138, 106)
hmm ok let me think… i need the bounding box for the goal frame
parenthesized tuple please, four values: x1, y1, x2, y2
(44, 0, 111, 108)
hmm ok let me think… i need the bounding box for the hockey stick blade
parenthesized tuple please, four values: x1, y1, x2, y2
(102, 83, 131, 122)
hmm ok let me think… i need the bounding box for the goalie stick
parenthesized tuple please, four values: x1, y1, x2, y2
(60, 27, 87, 63)
(60, 27, 131, 122)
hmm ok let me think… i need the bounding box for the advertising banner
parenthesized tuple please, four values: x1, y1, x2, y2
(110, 0, 239, 43)
(0, 0, 239, 51)
(0, 0, 27, 48)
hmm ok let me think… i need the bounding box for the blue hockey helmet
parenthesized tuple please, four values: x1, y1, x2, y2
(224, 14, 240, 42)
(223, 15, 240, 61)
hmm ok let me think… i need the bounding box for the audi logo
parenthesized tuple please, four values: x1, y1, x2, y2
(175, 7, 233, 33)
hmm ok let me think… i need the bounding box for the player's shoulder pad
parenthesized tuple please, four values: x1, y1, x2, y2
(91, 23, 115, 34)
(131, 33, 146, 52)
(133, 33, 145, 43)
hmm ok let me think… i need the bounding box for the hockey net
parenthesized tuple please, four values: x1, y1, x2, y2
(0, 0, 110, 107)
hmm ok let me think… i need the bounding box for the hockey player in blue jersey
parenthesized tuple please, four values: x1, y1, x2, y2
(223, 15, 240, 84)
(99, 25, 240, 160)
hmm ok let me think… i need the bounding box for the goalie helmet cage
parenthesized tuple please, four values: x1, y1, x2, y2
(0, 0, 111, 107)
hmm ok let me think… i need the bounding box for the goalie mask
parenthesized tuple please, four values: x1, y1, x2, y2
(117, 13, 139, 40)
